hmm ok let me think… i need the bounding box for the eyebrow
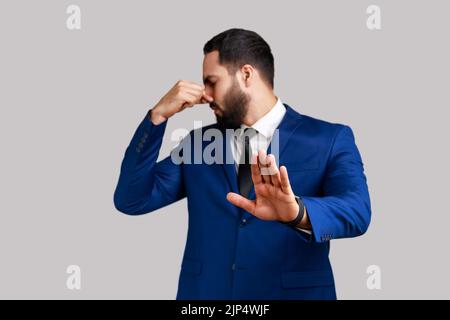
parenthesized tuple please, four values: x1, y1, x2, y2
(203, 75, 218, 84)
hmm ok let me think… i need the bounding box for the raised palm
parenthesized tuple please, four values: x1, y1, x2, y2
(226, 150, 299, 223)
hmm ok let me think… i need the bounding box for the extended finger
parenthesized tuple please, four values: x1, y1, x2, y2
(279, 166, 293, 195)
(266, 154, 281, 188)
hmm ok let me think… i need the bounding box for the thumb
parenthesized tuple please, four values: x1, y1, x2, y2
(226, 192, 255, 213)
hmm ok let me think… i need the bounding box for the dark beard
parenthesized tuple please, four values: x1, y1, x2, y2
(214, 79, 250, 130)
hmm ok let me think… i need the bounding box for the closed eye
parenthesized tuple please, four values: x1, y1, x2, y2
(203, 75, 218, 86)
(205, 81, 215, 89)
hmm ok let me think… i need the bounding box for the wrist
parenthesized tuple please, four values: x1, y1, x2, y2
(297, 207, 310, 229)
(285, 202, 299, 222)
(281, 196, 305, 227)
(149, 107, 167, 125)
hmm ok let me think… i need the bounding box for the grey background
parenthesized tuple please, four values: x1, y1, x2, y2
(0, 0, 449, 299)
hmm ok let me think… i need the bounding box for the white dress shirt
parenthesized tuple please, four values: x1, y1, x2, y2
(231, 97, 286, 172)
(230, 97, 311, 234)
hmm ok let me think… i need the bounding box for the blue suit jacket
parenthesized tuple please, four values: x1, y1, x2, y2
(113, 104, 371, 300)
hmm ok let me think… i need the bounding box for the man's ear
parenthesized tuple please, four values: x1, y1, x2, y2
(240, 64, 254, 87)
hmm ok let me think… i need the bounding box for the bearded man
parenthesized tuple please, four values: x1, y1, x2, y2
(114, 28, 371, 300)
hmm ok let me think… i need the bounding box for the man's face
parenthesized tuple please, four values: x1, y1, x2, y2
(203, 51, 250, 130)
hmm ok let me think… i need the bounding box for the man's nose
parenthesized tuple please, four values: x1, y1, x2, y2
(204, 87, 214, 99)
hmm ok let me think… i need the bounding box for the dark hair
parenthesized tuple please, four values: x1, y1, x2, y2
(203, 28, 274, 89)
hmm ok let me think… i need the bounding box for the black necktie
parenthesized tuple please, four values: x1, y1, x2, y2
(238, 128, 257, 198)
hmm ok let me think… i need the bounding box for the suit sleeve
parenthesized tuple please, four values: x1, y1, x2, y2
(113, 112, 186, 215)
(301, 125, 372, 243)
